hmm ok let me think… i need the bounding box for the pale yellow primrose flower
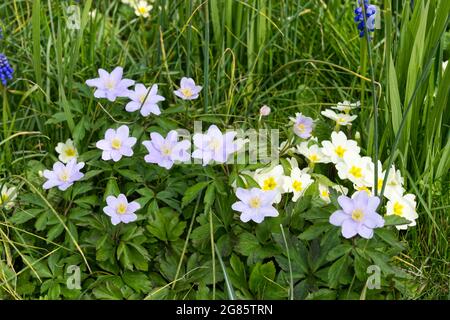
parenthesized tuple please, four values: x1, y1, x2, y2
(321, 131, 360, 164)
(385, 193, 418, 230)
(321, 109, 357, 126)
(0, 185, 17, 210)
(296, 140, 331, 164)
(253, 165, 288, 204)
(284, 167, 314, 202)
(55, 139, 78, 164)
(319, 184, 349, 203)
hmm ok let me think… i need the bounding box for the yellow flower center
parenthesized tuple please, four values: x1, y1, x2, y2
(208, 138, 221, 151)
(117, 203, 127, 215)
(356, 186, 371, 195)
(111, 138, 122, 150)
(297, 123, 305, 133)
(138, 6, 148, 14)
(393, 202, 404, 216)
(161, 145, 172, 156)
(321, 189, 329, 198)
(262, 177, 277, 191)
(249, 197, 261, 208)
(335, 145, 346, 158)
(139, 94, 147, 103)
(292, 180, 303, 192)
(65, 148, 76, 157)
(0, 193, 8, 204)
(181, 88, 193, 98)
(309, 154, 319, 162)
(59, 170, 70, 182)
(105, 79, 115, 89)
(337, 117, 346, 124)
(349, 166, 362, 179)
(352, 209, 364, 222)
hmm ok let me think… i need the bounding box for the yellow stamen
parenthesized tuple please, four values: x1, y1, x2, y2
(161, 145, 172, 156)
(59, 170, 70, 182)
(297, 123, 305, 133)
(262, 177, 277, 191)
(0, 194, 8, 204)
(292, 180, 303, 192)
(249, 197, 261, 208)
(181, 88, 193, 98)
(349, 166, 362, 179)
(138, 7, 147, 14)
(111, 138, 122, 150)
(377, 178, 383, 191)
(117, 203, 127, 215)
(321, 189, 329, 198)
(335, 145, 346, 158)
(393, 202, 404, 216)
(65, 148, 76, 157)
(352, 209, 364, 222)
(309, 154, 319, 162)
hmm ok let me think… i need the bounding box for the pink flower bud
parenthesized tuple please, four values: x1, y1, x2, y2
(259, 105, 271, 116)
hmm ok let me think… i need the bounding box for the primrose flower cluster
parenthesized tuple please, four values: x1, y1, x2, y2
(232, 101, 418, 239)
(43, 66, 245, 226)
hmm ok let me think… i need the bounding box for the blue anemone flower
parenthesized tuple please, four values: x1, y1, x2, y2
(354, 0, 377, 38)
(0, 53, 14, 86)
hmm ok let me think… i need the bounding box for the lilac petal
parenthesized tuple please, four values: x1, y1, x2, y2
(240, 212, 252, 223)
(110, 67, 123, 82)
(258, 206, 278, 217)
(125, 137, 137, 148)
(86, 78, 102, 88)
(43, 179, 60, 190)
(106, 196, 118, 207)
(231, 201, 247, 213)
(338, 195, 354, 214)
(111, 215, 121, 225)
(96, 139, 111, 151)
(106, 91, 118, 102)
(159, 159, 174, 169)
(364, 212, 384, 228)
(329, 210, 348, 226)
(341, 219, 358, 238)
(354, 190, 369, 208)
(116, 125, 129, 138)
(125, 101, 141, 112)
(166, 130, 178, 143)
(357, 225, 374, 239)
(174, 90, 186, 99)
(252, 213, 265, 223)
(126, 202, 140, 214)
(260, 190, 277, 206)
(93, 90, 107, 99)
(110, 150, 122, 162)
(141, 104, 161, 116)
(58, 182, 73, 191)
(150, 132, 165, 146)
(117, 194, 127, 203)
(121, 213, 137, 224)
(180, 77, 194, 88)
(235, 188, 251, 202)
(43, 169, 57, 180)
(366, 196, 380, 213)
(103, 206, 116, 217)
(105, 128, 116, 140)
(192, 133, 206, 149)
(98, 69, 109, 80)
(101, 151, 112, 161)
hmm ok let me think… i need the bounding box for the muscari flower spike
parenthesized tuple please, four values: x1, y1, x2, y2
(354, 0, 377, 38)
(0, 53, 14, 86)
